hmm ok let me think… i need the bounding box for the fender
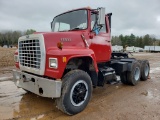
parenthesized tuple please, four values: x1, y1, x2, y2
(44, 47, 98, 79)
(120, 58, 137, 72)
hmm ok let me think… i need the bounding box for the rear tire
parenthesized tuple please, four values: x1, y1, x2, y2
(56, 70, 92, 115)
(127, 61, 141, 86)
(120, 72, 128, 85)
(140, 60, 150, 81)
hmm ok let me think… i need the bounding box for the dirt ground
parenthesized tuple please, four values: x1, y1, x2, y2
(0, 52, 160, 120)
(0, 47, 16, 68)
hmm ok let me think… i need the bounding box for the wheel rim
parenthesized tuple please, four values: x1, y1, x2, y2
(134, 67, 140, 81)
(145, 64, 149, 77)
(70, 80, 88, 106)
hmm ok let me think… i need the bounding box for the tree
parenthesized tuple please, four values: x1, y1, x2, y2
(134, 36, 138, 47)
(129, 34, 136, 46)
(111, 36, 122, 45)
(138, 37, 143, 48)
(111, 34, 160, 48)
(5, 31, 12, 46)
(12, 31, 22, 45)
(119, 34, 125, 47)
(25, 29, 36, 35)
(143, 34, 151, 46)
(125, 35, 130, 46)
(0, 33, 2, 46)
(0, 29, 36, 46)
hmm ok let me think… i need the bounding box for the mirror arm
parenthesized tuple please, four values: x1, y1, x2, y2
(50, 21, 53, 30)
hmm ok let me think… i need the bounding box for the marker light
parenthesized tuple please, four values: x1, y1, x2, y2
(57, 42, 63, 50)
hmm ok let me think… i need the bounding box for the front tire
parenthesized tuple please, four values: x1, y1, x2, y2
(56, 70, 92, 115)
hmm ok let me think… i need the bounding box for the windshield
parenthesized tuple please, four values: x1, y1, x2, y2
(51, 10, 88, 32)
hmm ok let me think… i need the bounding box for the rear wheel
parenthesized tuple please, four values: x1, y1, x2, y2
(140, 60, 150, 81)
(127, 61, 141, 86)
(56, 70, 92, 115)
(120, 72, 128, 85)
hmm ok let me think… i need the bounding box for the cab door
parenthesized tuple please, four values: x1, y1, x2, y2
(89, 15, 111, 63)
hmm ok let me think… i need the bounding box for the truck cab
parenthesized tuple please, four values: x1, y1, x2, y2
(13, 7, 150, 115)
(50, 7, 112, 62)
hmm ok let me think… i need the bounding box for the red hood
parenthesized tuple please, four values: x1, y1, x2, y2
(35, 31, 89, 51)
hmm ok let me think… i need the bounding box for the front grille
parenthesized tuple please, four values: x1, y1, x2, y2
(19, 39, 41, 69)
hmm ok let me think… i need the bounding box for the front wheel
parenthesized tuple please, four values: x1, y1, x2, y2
(56, 70, 92, 115)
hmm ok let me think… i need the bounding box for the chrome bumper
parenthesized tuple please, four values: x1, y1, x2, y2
(13, 70, 62, 98)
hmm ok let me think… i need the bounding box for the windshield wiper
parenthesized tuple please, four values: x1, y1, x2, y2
(58, 27, 82, 32)
(69, 27, 81, 31)
(59, 30, 69, 32)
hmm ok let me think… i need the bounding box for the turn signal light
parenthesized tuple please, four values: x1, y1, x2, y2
(63, 57, 67, 63)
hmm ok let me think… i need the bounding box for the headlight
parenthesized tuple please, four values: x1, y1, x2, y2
(49, 58, 58, 69)
(14, 55, 19, 62)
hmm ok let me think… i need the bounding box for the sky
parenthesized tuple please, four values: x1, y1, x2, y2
(0, 0, 160, 38)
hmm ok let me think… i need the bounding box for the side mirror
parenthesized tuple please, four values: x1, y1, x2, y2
(97, 7, 105, 25)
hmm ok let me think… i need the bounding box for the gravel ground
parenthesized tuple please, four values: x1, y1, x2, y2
(0, 52, 160, 120)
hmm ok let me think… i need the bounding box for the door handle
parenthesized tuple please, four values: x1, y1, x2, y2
(105, 40, 111, 42)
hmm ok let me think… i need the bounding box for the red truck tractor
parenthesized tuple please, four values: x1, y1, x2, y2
(13, 7, 150, 115)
